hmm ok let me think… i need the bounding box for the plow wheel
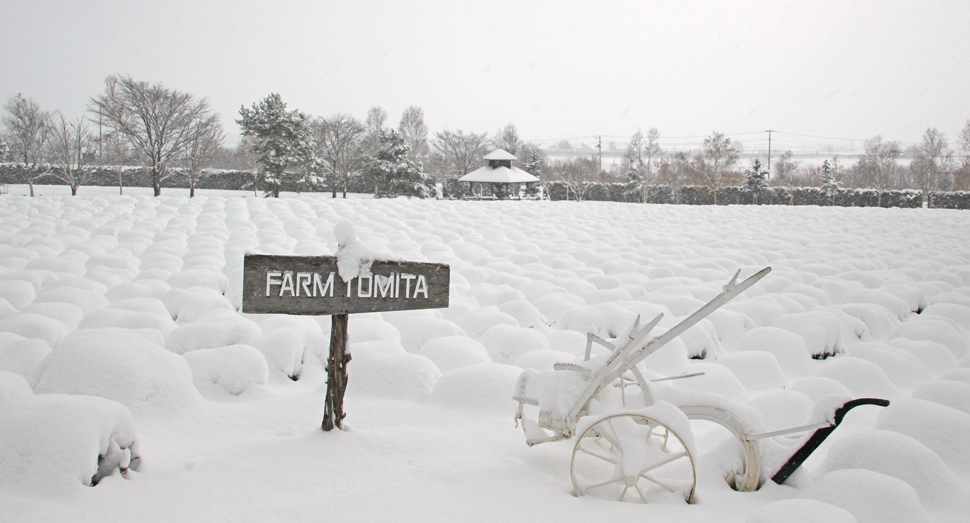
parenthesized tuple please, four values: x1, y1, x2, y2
(570, 413, 696, 504)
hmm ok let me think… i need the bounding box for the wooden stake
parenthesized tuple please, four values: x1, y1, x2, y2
(322, 313, 351, 431)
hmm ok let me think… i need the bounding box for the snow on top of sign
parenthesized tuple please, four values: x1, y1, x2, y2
(334, 221, 401, 283)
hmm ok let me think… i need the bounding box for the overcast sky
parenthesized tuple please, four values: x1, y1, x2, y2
(2, 0, 968, 152)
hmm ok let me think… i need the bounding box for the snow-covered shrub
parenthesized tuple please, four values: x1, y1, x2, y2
(164, 309, 261, 354)
(772, 310, 844, 358)
(427, 363, 521, 413)
(876, 398, 970, 475)
(31, 328, 202, 411)
(417, 336, 491, 373)
(0, 371, 33, 402)
(821, 430, 967, 513)
(0, 332, 51, 376)
(477, 323, 550, 364)
(801, 469, 930, 523)
(0, 394, 140, 491)
(78, 307, 178, 339)
(892, 319, 968, 359)
(0, 313, 72, 348)
(388, 315, 466, 353)
(746, 499, 856, 523)
(162, 286, 235, 323)
(344, 341, 440, 401)
(183, 345, 269, 397)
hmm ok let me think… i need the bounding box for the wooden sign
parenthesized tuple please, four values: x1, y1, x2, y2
(242, 254, 450, 315)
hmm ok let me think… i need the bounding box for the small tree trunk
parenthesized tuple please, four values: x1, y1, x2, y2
(322, 314, 351, 431)
(71, 184, 78, 196)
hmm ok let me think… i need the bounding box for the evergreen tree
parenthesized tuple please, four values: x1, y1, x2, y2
(365, 129, 434, 198)
(821, 160, 841, 203)
(744, 159, 768, 204)
(237, 93, 319, 197)
(521, 147, 544, 197)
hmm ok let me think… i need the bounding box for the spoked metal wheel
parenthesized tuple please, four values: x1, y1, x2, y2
(570, 413, 696, 504)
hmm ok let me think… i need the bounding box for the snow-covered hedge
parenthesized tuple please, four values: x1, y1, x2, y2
(929, 191, 970, 209)
(538, 181, 943, 209)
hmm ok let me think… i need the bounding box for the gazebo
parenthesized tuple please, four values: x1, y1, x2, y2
(458, 149, 539, 199)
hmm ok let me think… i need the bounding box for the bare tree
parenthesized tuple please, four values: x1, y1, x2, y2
(398, 106, 429, 163)
(622, 128, 663, 201)
(909, 128, 954, 203)
(179, 113, 225, 197)
(3, 94, 51, 196)
(954, 120, 970, 191)
(364, 106, 388, 153)
(771, 150, 800, 187)
(90, 75, 213, 196)
(432, 129, 490, 179)
(550, 157, 599, 201)
(852, 135, 902, 199)
(491, 123, 523, 156)
(697, 131, 739, 202)
(314, 114, 367, 198)
(45, 113, 93, 195)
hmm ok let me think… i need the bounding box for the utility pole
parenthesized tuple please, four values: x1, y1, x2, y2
(596, 135, 602, 173)
(765, 130, 775, 181)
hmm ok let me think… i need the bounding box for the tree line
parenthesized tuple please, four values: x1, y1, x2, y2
(3, 76, 969, 202)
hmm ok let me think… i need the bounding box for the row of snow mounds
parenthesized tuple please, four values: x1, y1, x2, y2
(2, 194, 970, 512)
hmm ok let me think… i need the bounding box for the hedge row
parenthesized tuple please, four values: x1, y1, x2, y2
(928, 191, 970, 209)
(542, 181, 938, 209)
(3, 163, 968, 209)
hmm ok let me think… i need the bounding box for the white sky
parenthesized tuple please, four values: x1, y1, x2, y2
(2, 0, 968, 152)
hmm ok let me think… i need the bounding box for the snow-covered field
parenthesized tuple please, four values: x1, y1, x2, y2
(1, 186, 969, 523)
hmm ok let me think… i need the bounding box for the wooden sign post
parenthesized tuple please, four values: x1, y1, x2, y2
(242, 254, 450, 431)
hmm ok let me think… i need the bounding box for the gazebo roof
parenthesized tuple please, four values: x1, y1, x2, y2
(459, 165, 539, 183)
(483, 149, 517, 161)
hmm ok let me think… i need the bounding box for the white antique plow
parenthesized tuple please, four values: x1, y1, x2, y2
(513, 267, 888, 503)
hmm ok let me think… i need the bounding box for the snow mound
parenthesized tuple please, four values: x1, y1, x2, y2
(183, 345, 269, 397)
(0, 371, 33, 402)
(163, 287, 235, 323)
(477, 323, 551, 364)
(32, 286, 109, 314)
(715, 351, 787, 391)
(746, 389, 814, 433)
(417, 336, 491, 374)
(456, 306, 519, 337)
(390, 315, 466, 353)
(165, 309, 262, 354)
(746, 499, 856, 523)
(816, 357, 899, 399)
(0, 313, 72, 348)
(836, 303, 901, 343)
(78, 307, 178, 339)
(346, 316, 401, 345)
(738, 327, 815, 376)
(166, 268, 229, 293)
(848, 342, 933, 388)
(0, 394, 139, 492)
(428, 363, 521, 413)
(912, 379, 970, 416)
(772, 310, 844, 358)
(30, 328, 202, 412)
(875, 398, 970, 475)
(249, 328, 311, 380)
(0, 334, 51, 376)
(888, 338, 958, 376)
(345, 341, 440, 401)
(892, 319, 969, 359)
(514, 349, 577, 371)
(801, 469, 930, 523)
(821, 429, 968, 513)
(0, 279, 36, 309)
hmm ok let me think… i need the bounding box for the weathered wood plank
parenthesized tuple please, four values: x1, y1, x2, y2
(242, 254, 450, 315)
